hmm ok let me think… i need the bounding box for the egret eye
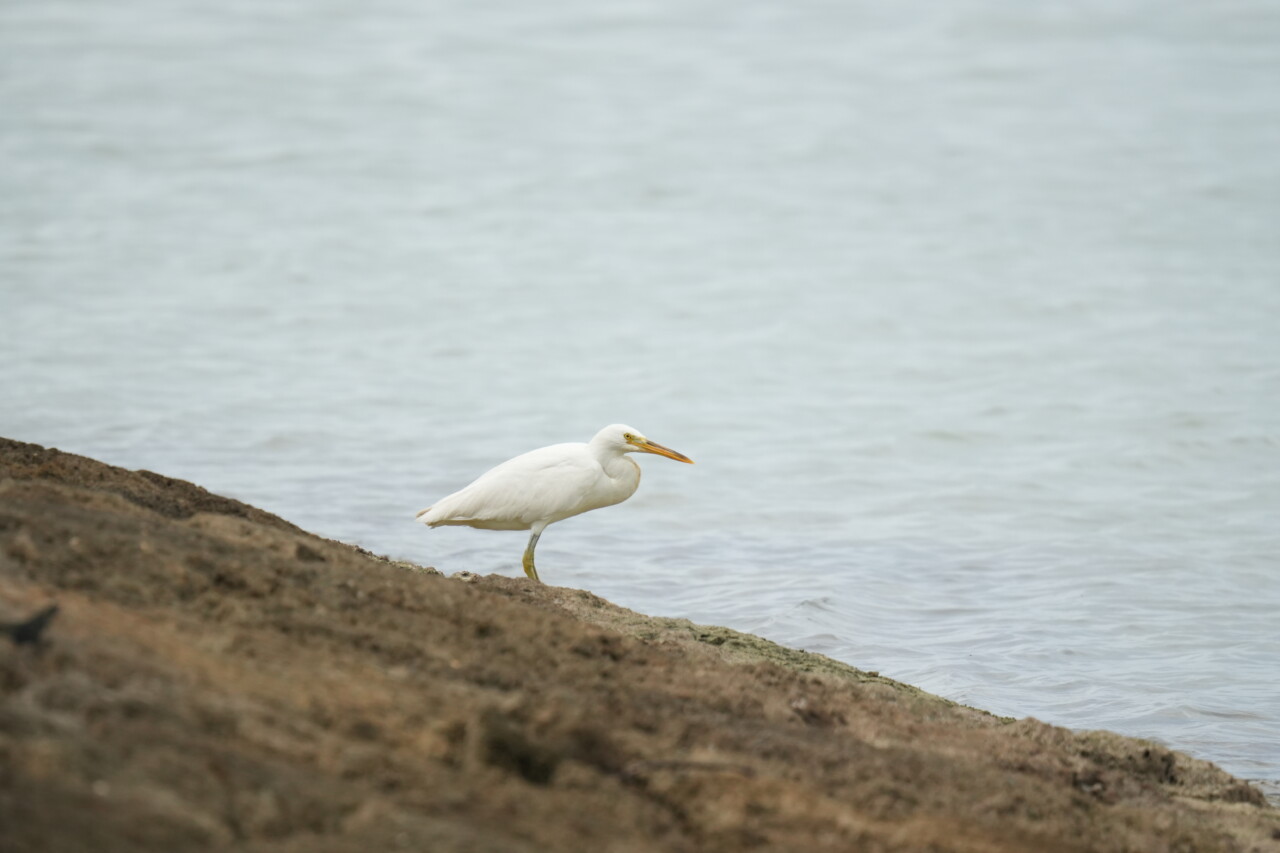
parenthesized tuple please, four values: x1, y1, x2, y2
(623, 433, 634, 441)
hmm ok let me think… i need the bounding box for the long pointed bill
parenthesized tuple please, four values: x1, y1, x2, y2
(630, 437, 694, 464)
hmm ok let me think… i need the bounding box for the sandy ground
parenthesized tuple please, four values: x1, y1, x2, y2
(1, 436, 1277, 852)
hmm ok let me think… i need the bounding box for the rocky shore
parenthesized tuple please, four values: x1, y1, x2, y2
(1, 436, 1276, 852)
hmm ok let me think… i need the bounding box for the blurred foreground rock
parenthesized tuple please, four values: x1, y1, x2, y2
(1, 437, 1276, 852)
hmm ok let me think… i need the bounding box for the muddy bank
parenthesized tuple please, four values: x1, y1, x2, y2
(1, 437, 1276, 852)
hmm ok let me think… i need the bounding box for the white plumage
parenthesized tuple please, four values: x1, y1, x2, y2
(417, 424, 693, 582)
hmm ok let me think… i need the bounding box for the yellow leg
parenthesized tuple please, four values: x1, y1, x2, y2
(522, 529, 543, 582)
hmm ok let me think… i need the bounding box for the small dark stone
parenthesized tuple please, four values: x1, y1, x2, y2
(3, 603, 59, 646)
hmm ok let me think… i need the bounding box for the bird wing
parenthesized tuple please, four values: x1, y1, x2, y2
(419, 443, 606, 530)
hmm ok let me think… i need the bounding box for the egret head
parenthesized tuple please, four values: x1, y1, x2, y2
(595, 424, 694, 464)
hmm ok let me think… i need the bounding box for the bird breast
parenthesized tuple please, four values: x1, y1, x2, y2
(593, 454, 642, 508)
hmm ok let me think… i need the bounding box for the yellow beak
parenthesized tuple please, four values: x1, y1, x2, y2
(629, 437, 694, 464)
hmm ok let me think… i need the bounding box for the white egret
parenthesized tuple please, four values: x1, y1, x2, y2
(416, 424, 693, 582)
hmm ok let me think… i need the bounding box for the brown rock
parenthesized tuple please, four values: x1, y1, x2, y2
(1, 436, 1276, 852)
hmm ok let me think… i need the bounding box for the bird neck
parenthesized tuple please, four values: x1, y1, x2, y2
(588, 437, 632, 472)
(597, 448, 641, 490)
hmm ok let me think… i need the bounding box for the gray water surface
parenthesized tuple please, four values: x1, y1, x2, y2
(4, 0, 1279, 797)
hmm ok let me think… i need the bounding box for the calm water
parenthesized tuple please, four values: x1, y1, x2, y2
(3, 0, 1279, 797)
